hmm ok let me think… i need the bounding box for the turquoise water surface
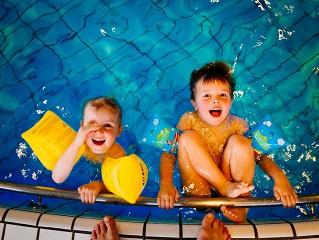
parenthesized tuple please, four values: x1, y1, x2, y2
(0, 0, 318, 223)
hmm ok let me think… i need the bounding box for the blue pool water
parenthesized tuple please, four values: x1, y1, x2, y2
(0, 0, 318, 223)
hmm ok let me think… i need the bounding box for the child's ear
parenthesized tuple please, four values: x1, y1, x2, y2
(191, 99, 197, 111)
(80, 122, 83, 127)
(117, 125, 123, 137)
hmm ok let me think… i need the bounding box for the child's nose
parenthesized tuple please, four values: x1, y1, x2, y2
(213, 97, 220, 104)
(94, 126, 103, 133)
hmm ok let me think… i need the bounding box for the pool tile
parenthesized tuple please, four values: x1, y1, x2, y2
(38, 228, 72, 240)
(0, 222, 3, 239)
(73, 232, 92, 240)
(255, 222, 294, 238)
(117, 221, 144, 237)
(225, 223, 256, 238)
(0, 207, 7, 237)
(38, 213, 74, 230)
(4, 223, 37, 240)
(73, 217, 100, 231)
(146, 222, 179, 238)
(5, 209, 40, 225)
(73, 217, 101, 240)
(120, 237, 143, 240)
(293, 220, 319, 237)
(0, 207, 7, 220)
(182, 223, 201, 238)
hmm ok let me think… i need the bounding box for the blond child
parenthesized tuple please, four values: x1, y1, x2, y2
(157, 61, 298, 223)
(52, 97, 126, 204)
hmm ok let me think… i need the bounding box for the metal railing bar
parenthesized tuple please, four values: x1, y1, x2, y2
(0, 181, 318, 208)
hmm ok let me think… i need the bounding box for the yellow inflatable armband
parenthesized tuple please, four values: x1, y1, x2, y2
(102, 154, 148, 204)
(21, 110, 85, 171)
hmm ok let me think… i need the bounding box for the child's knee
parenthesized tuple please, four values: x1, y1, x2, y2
(179, 130, 200, 146)
(228, 134, 253, 152)
(228, 135, 255, 172)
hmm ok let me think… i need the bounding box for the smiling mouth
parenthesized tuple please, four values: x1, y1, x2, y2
(92, 139, 105, 145)
(209, 109, 221, 117)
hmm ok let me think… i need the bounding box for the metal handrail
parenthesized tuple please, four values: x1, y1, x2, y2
(0, 181, 318, 208)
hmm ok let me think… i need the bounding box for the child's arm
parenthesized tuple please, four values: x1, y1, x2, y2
(78, 181, 108, 204)
(157, 152, 180, 209)
(52, 123, 99, 183)
(77, 143, 125, 204)
(257, 154, 298, 207)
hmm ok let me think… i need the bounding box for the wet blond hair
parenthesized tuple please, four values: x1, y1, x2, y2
(83, 96, 122, 126)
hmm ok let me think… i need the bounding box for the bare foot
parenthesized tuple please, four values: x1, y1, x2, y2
(197, 213, 231, 240)
(220, 205, 248, 223)
(91, 216, 119, 240)
(224, 181, 254, 198)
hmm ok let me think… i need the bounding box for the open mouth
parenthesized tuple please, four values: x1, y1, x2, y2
(209, 109, 221, 117)
(92, 139, 105, 146)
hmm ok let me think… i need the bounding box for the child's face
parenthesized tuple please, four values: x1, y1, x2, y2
(191, 79, 232, 126)
(82, 105, 122, 154)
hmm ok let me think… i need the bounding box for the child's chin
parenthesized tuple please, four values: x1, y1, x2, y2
(91, 147, 107, 155)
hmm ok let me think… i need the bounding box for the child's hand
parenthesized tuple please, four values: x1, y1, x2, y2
(74, 123, 100, 147)
(273, 175, 298, 207)
(157, 184, 180, 209)
(78, 181, 103, 204)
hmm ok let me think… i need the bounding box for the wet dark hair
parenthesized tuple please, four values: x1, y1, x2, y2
(83, 96, 122, 126)
(190, 61, 235, 100)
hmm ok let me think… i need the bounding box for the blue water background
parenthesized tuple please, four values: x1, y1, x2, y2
(0, 0, 318, 223)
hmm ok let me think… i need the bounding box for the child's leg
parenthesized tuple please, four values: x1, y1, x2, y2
(177, 130, 211, 197)
(221, 134, 255, 195)
(178, 130, 253, 198)
(220, 134, 255, 223)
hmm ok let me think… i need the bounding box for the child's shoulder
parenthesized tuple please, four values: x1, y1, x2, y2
(228, 114, 249, 132)
(178, 111, 196, 128)
(109, 142, 126, 158)
(179, 111, 197, 120)
(180, 111, 194, 117)
(229, 113, 245, 120)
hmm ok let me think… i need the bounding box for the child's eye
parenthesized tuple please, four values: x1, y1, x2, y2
(103, 124, 112, 128)
(203, 94, 210, 98)
(221, 93, 229, 97)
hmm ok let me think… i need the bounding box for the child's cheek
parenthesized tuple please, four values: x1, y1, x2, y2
(85, 132, 94, 143)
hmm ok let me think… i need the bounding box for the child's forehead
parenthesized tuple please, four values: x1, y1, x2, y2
(83, 104, 119, 119)
(84, 103, 114, 111)
(196, 78, 230, 90)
